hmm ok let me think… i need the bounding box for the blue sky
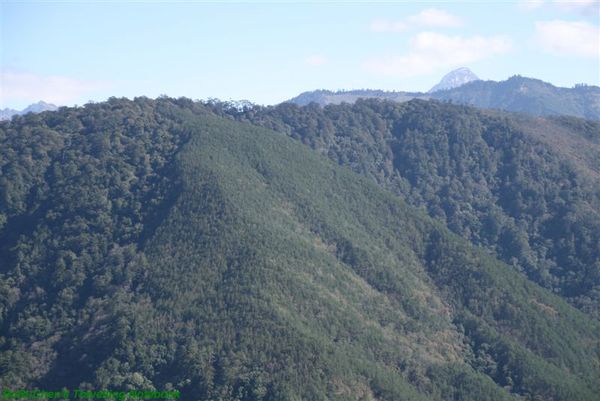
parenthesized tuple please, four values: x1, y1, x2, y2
(1, 0, 599, 109)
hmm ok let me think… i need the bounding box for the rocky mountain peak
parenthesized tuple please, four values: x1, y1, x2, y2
(428, 67, 480, 93)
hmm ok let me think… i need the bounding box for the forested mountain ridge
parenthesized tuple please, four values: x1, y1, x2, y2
(433, 76, 600, 120)
(287, 76, 600, 120)
(212, 98, 600, 316)
(1, 97, 598, 400)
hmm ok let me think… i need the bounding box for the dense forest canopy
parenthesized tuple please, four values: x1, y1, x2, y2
(0, 97, 598, 400)
(210, 98, 600, 317)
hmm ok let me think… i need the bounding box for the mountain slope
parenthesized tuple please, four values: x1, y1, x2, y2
(428, 67, 480, 93)
(288, 89, 419, 107)
(286, 76, 600, 119)
(213, 99, 600, 316)
(0, 101, 58, 121)
(0, 108, 19, 121)
(0, 98, 598, 400)
(434, 76, 600, 120)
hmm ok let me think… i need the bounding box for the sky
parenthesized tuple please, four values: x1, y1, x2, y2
(1, 0, 599, 109)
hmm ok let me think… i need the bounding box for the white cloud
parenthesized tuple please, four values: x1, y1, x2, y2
(0, 71, 109, 107)
(518, 0, 545, 11)
(534, 20, 599, 57)
(553, 0, 600, 15)
(371, 20, 409, 33)
(304, 54, 329, 66)
(364, 32, 511, 78)
(518, 0, 600, 15)
(408, 8, 463, 28)
(371, 8, 462, 33)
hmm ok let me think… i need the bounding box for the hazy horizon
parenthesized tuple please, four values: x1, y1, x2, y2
(1, 1, 599, 109)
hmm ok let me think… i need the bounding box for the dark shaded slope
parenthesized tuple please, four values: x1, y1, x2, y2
(0, 98, 598, 400)
(0, 97, 197, 387)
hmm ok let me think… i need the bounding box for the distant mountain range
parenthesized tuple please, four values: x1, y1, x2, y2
(288, 72, 600, 120)
(0, 101, 58, 120)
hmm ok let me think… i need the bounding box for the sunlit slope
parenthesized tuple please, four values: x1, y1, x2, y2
(139, 110, 599, 400)
(219, 99, 600, 316)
